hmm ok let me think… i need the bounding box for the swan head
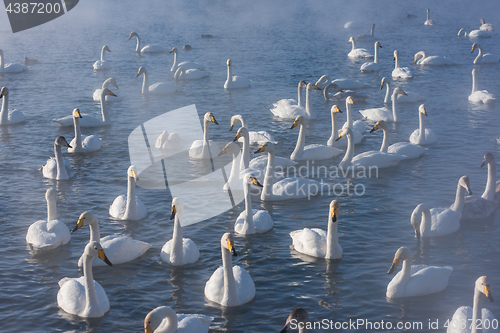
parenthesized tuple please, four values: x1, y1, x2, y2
(298, 80, 307, 88)
(145, 306, 177, 333)
(413, 51, 425, 63)
(346, 96, 355, 105)
(307, 82, 319, 91)
(85, 241, 113, 266)
(393, 87, 407, 96)
(331, 105, 342, 114)
(219, 141, 240, 157)
(170, 197, 184, 220)
(315, 75, 331, 88)
(375, 41, 382, 48)
(336, 127, 353, 141)
(459, 175, 472, 195)
(418, 104, 427, 116)
(393, 50, 398, 61)
(475, 276, 494, 302)
(254, 142, 275, 154)
(229, 115, 244, 131)
(128, 165, 139, 181)
(381, 77, 389, 89)
(102, 45, 111, 53)
(102, 88, 117, 98)
(204, 112, 218, 125)
(169, 47, 178, 54)
(221, 232, 237, 256)
(108, 77, 119, 89)
(72, 211, 97, 233)
(458, 28, 467, 37)
(128, 31, 139, 40)
(45, 187, 56, 203)
(0, 86, 8, 98)
(55, 135, 72, 148)
(370, 120, 387, 133)
(329, 200, 339, 223)
(290, 115, 305, 129)
(481, 152, 494, 168)
(410, 203, 430, 238)
(136, 66, 147, 77)
(348, 36, 354, 43)
(388, 246, 411, 274)
(233, 126, 249, 142)
(280, 308, 309, 333)
(72, 108, 82, 119)
(471, 43, 481, 54)
(226, 59, 231, 66)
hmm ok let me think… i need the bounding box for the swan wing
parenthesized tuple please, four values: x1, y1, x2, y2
(360, 62, 380, 72)
(388, 142, 426, 159)
(392, 67, 414, 79)
(352, 151, 404, 169)
(397, 91, 422, 103)
(177, 313, 214, 333)
(95, 234, 150, 266)
(224, 75, 250, 89)
(297, 144, 343, 160)
(6, 109, 25, 124)
(272, 177, 319, 200)
(469, 90, 495, 104)
(249, 155, 297, 170)
(57, 276, 109, 317)
(404, 265, 453, 296)
(429, 208, 461, 237)
(140, 44, 168, 53)
(447, 306, 472, 333)
(247, 131, 277, 145)
(270, 104, 311, 119)
(252, 209, 274, 233)
(178, 61, 205, 70)
(462, 195, 498, 219)
(204, 267, 224, 304)
(290, 228, 327, 258)
(348, 49, 373, 59)
(331, 79, 367, 89)
(3, 63, 27, 73)
(359, 107, 393, 122)
(149, 82, 181, 95)
(233, 265, 256, 304)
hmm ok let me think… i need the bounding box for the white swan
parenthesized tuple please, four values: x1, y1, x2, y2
(458, 28, 492, 39)
(270, 82, 317, 119)
(371, 120, 426, 159)
(392, 50, 414, 79)
(327, 105, 363, 148)
(0, 87, 25, 125)
(409, 104, 437, 145)
(315, 74, 367, 90)
(256, 142, 319, 201)
(469, 69, 495, 104)
(387, 246, 452, 298)
(355, 24, 376, 42)
(336, 127, 405, 169)
(67, 109, 102, 153)
(280, 308, 310, 333)
(26, 188, 71, 250)
(290, 116, 343, 161)
(447, 276, 496, 333)
(57, 241, 112, 317)
(274, 80, 307, 109)
(290, 200, 343, 259)
(471, 43, 500, 64)
(360, 41, 382, 72)
(359, 87, 407, 122)
(160, 198, 200, 266)
(322, 83, 370, 103)
(230, 114, 276, 145)
(479, 18, 494, 32)
(170, 47, 205, 72)
(235, 174, 274, 235)
(414, 51, 452, 65)
(424, 9, 435, 25)
(462, 153, 499, 219)
(219, 141, 245, 191)
(137, 66, 181, 95)
(0, 49, 27, 73)
(109, 165, 148, 221)
(381, 77, 422, 104)
(344, 21, 363, 30)
(93, 45, 111, 71)
(174, 67, 209, 80)
(129, 31, 168, 53)
(42, 136, 74, 180)
(347, 37, 373, 59)
(144, 306, 213, 333)
(93, 77, 118, 101)
(204, 233, 255, 306)
(342, 96, 369, 133)
(155, 130, 183, 154)
(224, 59, 250, 89)
(73, 211, 150, 267)
(54, 88, 117, 127)
(189, 112, 221, 159)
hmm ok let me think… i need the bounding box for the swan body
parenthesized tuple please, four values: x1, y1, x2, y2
(0, 49, 27, 73)
(355, 24, 375, 42)
(424, 9, 434, 25)
(342, 96, 369, 133)
(155, 130, 183, 155)
(93, 77, 118, 101)
(290, 115, 343, 161)
(42, 136, 74, 180)
(414, 51, 452, 65)
(0, 86, 25, 125)
(471, 43, 500, 64)
(479, 18, 494, 32)
(57, 241, 112, 317)
(137, 66, 181, 95)
(230, 114, 276, 145)
(469, 68, 495, 104)
(224, 59, 250, 89)
(129, 31, 168, 53)
(348, 37, 373, 59)
(109, 165, 148, 221)
(170, 47, 205, 72)
(73, 211, 150, 267)
(290, 200, 343, 259)
(458, 28, 492, 39)
(315, 74, 367, 90)
(274, 80, 307, 110)
(189, 112, 221, 159)
(161, 198, 200, 266)
(174, 67, 209, 80)
(270, 83, 317, 119)
(144, 306, 213, 333)
(204, 233, 255, 307)
(322, 83, 370, 103)
(327, 105, 363, 148)
(68, 109, 102, 153)
(387, 247, 452, 298)
(409, 104, 437, 145)
(371, 120, 426, 159)
(392, 50, 414, 79)
(26, 188, 71, 250)
(93, 45, 111, 71)
(447, 276, 496, 333)
(360, 41, 382, 72)
(360, 87, 406, 122)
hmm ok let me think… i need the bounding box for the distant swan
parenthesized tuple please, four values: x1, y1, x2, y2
(371, 120, 426, 159)
(471, 43, 500, 64)
(224, 59, 250, 89)
(342, 96, 369, 133)
(348, 37, 373, 59)
(270, 82, 317, 119)
(68, 108, 102, 153)
(424, 9, 435, 25)
(414, 51, 452, 65)
(137, 66, 181, 95)
(93, 77, 118, 101)
(355, 24, 376, 42)
(170, 47, 205, 72)
(458, 28, 492, 39)
(468, 68, 495, 104)
(392, 50, 414, 79)
(93, 45, 111, 71)
(155, 130, 183, 154)
(381, 77, 422, 104)
(144, 306, 213, 333)
(315, 74, 367, 90)
(360, 41, 382, 72)
(109, 165, 148, 221)
(479, 18, 494, 32)
(359, 87, 407, 122)
(189, 112, 221, 159)
(409, 104, 437, 145)
(230, 114, 276, 145)
(387, 246, 453, 298)
(129, 31, 168, 53)
(174, 67, 209, 80)
(327, 105, 363, 148)
(273, 80, 307, 109)
(0, 49, 27, 73)
(322, 83, 370, 103)
(0, 86, 25, 125)
(41, 136, 74, 180)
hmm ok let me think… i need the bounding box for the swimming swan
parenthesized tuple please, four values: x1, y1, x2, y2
(315, 74, 367, 90)
(392, 50, 414, 79)
(360, 41, 382, 72)
(458, 28, 492, 39)
(57, 241, 112, 317)
(381, 77, 421, 104)
(0, 87, 25, 125)
(137, 66, 181, 95)
(355, 24, 376, 42)
(73, 211, 150, 267)
(109, 165, 148, 221)
(409, 104, 437, 145)
(68, 109, 102, 153)
(342, 96, 369, 133)
(0, 49, 27, 73)
(144, 306, 213, 333)
(290, 115, 343, 161)
(414, 51, 452, 65)
(322, 83, 370, 103)
(219, 142, 244, 191)
(371, 120, 426, 159)
(290, 200, 343, 259)
(161, 198, 200, 266)
(174, 67, 209, 80)
(270, 82, 317, 119)
(189, 112, 221, 159)
(93, 77, 118, 101)
(280, 308, 310, 333)
(424, 9, 435, 25)
(359, 87, 407, 122)
(274, 80, 307, 109)
(479, 18, 494, 32)
(327, 105, 363, 148)
(224, 59, 250, 89)
(347, 37, 373, 59)
(204, 233, 255, 306)
(471, 43, 500, 64)
(230, 114, 277, 145)
(42, 136, 74, 180)
(155, 130, 183, 155)
(469, 68, 495, 104)
(129, 31, 169, 53)
(93, 45, 111, 71)
(170, 47, 205, 72)
(26, 188, 71, 250)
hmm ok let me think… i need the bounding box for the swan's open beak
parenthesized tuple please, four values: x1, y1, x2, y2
(98, 249, 113, 266)
(170, 205, 176, 220)
(211, 115, 219, 125)
(227, 240, 237, 256)
(370, 124, 379, 133)
(71, 218, 84, 233)
(484, 285, 494, 302)
(233, 132, 241, 142)
(290, 120, 298, 129)
(145, 324, 153, 333)
(251, 177, 263, 188)
(388, 258, 400, 274)
(254, 145, 266, 154)
(331, 208, 337, 223)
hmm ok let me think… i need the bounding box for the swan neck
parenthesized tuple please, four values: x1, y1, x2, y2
(374, 44, 379, 64)
(100, 91, 109, 123)
(471, 286, 483, 333)
(134, 35, 140, 52)
(305, 88, 313, 117)
(451, 182, 466, 213)
(83, 254, 99, 315)
(73, 116, 82, 150)
(394, 53, 400, 69)
(475, 46, 483, 64)
(238, 116, 247, 129)
(170, 213, 184, 265)
(482, 160, 496, 200)
(297, 84, 303, 107)
(400, 256, 412, 286)
(102, 78, 110, 90)
(203, 118, 210, 144)
(0, 52, 4, 70)
(221, 246, 238, 305)
(472, 70, 478, 93)
(418, 111, 425, 143)
(384, 81, 391, 104)
(291, 123, 306, 159)
(244, 180, 255, 232)
(171, 51, 178, 71)
(261, 150, 275, 201)
(392, 91, 399, 122)
(341, 131, 355, 165)
(370, 24, 375, 36)
(328, 112, 338, 145)
(0, 91, 8, 124)
(346, 102, 353, 128)
(351, 39, 356, 51)
(54, 144, 69, 180)
(242, 133, 249, 169)
(100, 48, 106, 62)
(47, 194, 57, 221)
(380, 127, 389, 153)
(156, 310, 178, 333)
(227, 63, 232, 81)
(420, 207, 432, 237)
(142, 71, 149, 94)
(325, 215, 339, 259)
(124, 175, 138, 220)
(427, 10, 430, 21)
(88, 220, 100, 242)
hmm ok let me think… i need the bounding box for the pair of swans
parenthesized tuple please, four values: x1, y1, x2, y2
(411, 175, 472, 238)
(424, 9, 435, 25)
(280, 308, 310, 333)
(322, 83, 370, 103)
(381, 77, 422, 104)
(392, 50, 414, 79)
(161, 198, 200, 265)
(68, 108, 102, 153)
(54, 88, 117, 127)
(355, 23, 376, 42)
(469, 68, 495, 104)
(347, 37, 373, 59)
(359, 87, 407, 122)
(42, 136, 74, 180)
(189, 112, 221, 159)
(73, 211, 150, 266)
(371, 120, 426, 159)
(386, 246, 453, 298)
(155, 130, 183, 154)
(144, 306, 213, 333)
(327, 105, 363, 148)
(0, 49, 27, 73)
(93, 77, 118, 101)
(479, 18, 494, 32)
(129, 31, 168, 53)
(137, 66, 181, 95)
(0, 86, 25, 125)
(315, 74, 367, 90)
(109, 165, 148, 220)
(93, 45, 111, 71)
(290, 200, 343, 259)
(409, 104, 437, 145)
(458, 28, 492, 39)
(270, 82, 316, 119)
(224, 59, 250, 89)
(414, 51, 452, 65)
(472, 43, 500, 64)
(360, 41, 382, 72)
(26, 188, 71, 250)
(170, 47, 205, 72)
(204, 233, 255, 306)
(174, 67, 209, 80)
(230, 114, 276, 145)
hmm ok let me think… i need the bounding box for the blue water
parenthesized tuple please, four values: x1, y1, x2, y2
(1, 0, 499, 332)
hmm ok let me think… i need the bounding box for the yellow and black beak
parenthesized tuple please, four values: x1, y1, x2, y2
(229, 122, 235, 132)
(335, 106, 342, 113)
(71, 218, 84, 233)
(98, 249, 113, 266)
(131, 170, 139, 181)
(400, 89, 408, 96)
(388, 258, 400, 274)
(136, 71, 141, 78)
(313, 84, 321, 90)
(380, 82, 385, 90)
(335, 133, 343, 142)
(233, 132, 241, 142)
(349, 97, 355, 105)
(0, 90, 4, 98)
(370, 124, 379, 133)
(254, 145, 266, 154)
(290, 120, 298, 129)
(331, 208, 337, 223)
(484, 284, 494, 302)
(422, 107, 427, 116)
(227, 240, 237, 256)
(145, 323, 153, 333)
(169, 48, 175, 54)
(170, 205, 177, 220)
(251, 177, 263, 188)
(211, 115, 219, 125)
(109, 91, 117, 97)
(76, 110, 82, 118)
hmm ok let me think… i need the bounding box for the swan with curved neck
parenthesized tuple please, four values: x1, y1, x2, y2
(219, 141, 243, 191)
(0, 87, 25, 125)
(224, 59, 250, 89)
(93, 77, 118, 101)
(0, 49, 27, 73)
(160, 197, 200, 266)
(204, 233, 256, 306)
(290, 115, 343, 161)
(189, 112, 221, 159)
(424, 9, 434, 25)
(270, 82, 316, 119)
(371, 120, 426, 159)
(458, 28, 492, 39)
(471, 43, 500, 64)
(328, 105, 363, 148)
(468, 68, 495, 104)
(360, 41, 382, 72)
(392, 50, 414, 79)
(347, 37, 373, 59)
(322, 83, 370, 102)
(57, 241, 112, 318)
(409, 104, 437, 145)
(280, 308, 310, 333)
(136, 66, 180, 95)
(342, 96, 368, 133)
(315, 74, 367, 90)
(230, 114, 276, 145)
(93, 45, 111, 71)
(42, 136, 74, 180)
(359, 87, 406, 122)
(68, 108, 102, 153)
(414, 51, 452, 65)
(109, 165, 148, 221)
(129, 31, 168, 53)
(170, 47, 204, 72)
(144, 306, 213, 333)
